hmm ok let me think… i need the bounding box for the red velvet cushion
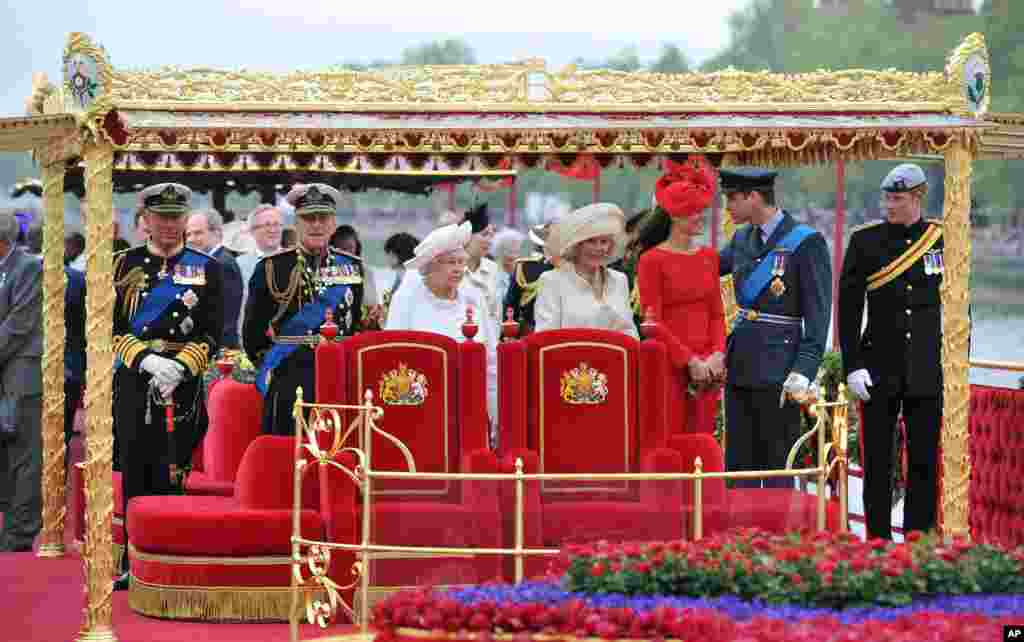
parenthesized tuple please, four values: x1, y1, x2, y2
(235, 436, 319, 510)
(132, 555, 296, 588)
(183, 472, 235, 497)
(129, 494, 322, 556)
(203, 378, 264, 482)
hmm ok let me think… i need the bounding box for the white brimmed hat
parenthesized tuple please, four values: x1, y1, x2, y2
(552, 202, 627, 264)
(404, 222, 472, 270)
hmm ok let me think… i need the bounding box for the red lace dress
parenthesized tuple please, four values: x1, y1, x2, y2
(637, 246, 726, 434)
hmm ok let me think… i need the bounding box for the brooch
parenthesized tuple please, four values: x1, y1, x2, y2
(770, 277, 786, 297)
(181, 289, 199, 309)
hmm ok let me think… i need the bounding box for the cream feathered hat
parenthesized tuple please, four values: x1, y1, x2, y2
(405, 222, 473, 270)
(552, 202, 627, 264)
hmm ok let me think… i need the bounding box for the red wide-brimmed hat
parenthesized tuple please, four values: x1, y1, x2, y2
(654, 156, 715, 219)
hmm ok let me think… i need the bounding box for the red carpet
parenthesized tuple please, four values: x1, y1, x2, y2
(1, 550, 362, 641)
(2, 424, 363, 641)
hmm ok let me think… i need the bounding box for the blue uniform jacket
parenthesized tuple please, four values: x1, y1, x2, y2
(720, 211, 832, 389)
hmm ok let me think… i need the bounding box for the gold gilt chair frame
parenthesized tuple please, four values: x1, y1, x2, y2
(288, 385, 852, 641)
(2, 30, 1003, 641)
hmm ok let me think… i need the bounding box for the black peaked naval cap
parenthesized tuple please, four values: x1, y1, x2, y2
(719, 168, 779, 193)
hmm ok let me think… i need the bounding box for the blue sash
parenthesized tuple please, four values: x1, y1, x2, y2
(736, 224, 815, 307)
(131, 251, 209, 335)
(256, 281, 352, 396)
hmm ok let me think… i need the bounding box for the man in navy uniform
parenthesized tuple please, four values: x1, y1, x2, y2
(839, 164, 943, 539)
(243, 184, 364, 436)
(719, 168, 832, 488)
(111, 183, 224, 588)
(64, 265, 86, 472)
(503, 219, 559, 336)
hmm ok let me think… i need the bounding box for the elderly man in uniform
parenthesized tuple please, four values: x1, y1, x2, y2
(718, 168, 832, 489)
(839, 164, 943, 539)
(111, 183, 224, 588)
(243, 184, 364, 436)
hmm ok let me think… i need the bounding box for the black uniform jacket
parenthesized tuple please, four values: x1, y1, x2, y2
(112, 243, 224, 382)
(838, 218, 943, 397)
(242, 246, 364, 372)
(503, 255, 555, 335)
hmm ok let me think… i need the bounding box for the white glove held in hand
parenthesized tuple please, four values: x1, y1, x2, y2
(782, 372, 811, 398)
(847, 369, 873, 402)
(140, 354, 186, 387)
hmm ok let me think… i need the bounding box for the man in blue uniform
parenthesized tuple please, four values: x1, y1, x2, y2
(719, 168, 832, 488)
(839, 164, 943, 539)
(112, 183, 224, 588)
(243, 184, 364, 436)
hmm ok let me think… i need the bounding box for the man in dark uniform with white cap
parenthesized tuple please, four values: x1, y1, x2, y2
(243, 183, 364, 436)
(839, 163, 943, 539)
(719, 168, 832, 488)
(112, 183, 224, 588)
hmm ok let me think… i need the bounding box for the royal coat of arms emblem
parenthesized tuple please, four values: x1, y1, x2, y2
(560, 362, 609, 405)
(379, 362, 429, 406)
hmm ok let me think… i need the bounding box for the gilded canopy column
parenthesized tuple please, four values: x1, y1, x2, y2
(77, 140, 118, 642)
(939, 136, 972, 538)
(36, 159, 68, 558)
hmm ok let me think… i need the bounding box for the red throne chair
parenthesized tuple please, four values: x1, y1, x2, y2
(314, 326, 502, 610)
(669, 432, 841, 536)
(126, 434, 345, 621)
(497, 328, 685, 579)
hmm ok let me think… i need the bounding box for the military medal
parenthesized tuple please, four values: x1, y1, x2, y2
(924, 251, 935, 275)
(770, 252, 787, 297)
(934, 250, 944, 274)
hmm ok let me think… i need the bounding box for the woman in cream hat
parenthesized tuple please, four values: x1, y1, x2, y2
(534, 202, 638, 338)
(385, 222, 499, 445)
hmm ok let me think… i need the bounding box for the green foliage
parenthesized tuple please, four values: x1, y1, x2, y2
(400, 39, 476, 65)
(650, 45, 691, 74)
(558, 531, 1024, 608)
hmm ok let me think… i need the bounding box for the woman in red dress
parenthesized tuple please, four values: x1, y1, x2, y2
(637, 156, 725, 435)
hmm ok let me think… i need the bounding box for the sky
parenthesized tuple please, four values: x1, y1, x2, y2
(0, 0, 748, 117)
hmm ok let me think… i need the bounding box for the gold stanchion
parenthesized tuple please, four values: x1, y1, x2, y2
(817, 395, 827, 532)
(37, 159, 67, 558)
(76, 140, 117, 642)
(514, 458, 525, 583)
(834, 385, 850, 533)
(940, 136, 973, 538)
(692, 457, 703, 541)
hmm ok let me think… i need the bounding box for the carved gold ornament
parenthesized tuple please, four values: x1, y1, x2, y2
(560, 362, 609, 405)
(379, 362, 429, 406)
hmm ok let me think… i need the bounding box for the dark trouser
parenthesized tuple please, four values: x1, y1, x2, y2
(262, 350, 315, 437)
(1, 395, 43, 551)
(64, 379, 84, 476)
(861, 390, 940, 540)
(114, 368, 202, 570)
(725, 385, 800, 489)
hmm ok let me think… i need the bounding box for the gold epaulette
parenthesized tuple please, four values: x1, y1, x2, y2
(926, 218, 943, 227)
(514, 253, 544, 264)
(850, 220, 884, 233)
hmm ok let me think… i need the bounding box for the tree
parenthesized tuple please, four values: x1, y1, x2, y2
(400, 39, 477, 65)
(605, 46, 642, 72)
(649, 45, 691, 73)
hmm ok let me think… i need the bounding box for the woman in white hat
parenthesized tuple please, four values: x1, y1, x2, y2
(385, 222, 499, 444)
(534, 203, 638, 338)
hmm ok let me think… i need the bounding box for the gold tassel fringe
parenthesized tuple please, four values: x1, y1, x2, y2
(128, 578, 324, 622)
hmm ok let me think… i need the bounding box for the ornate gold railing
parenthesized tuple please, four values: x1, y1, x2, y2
(288, 388, 852, 642)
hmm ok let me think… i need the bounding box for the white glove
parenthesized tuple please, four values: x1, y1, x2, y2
(140, 354, 186, 388)
(847, 368, 873, 402)
(780, 372, 811, 407)
(157, 380, 178, 400)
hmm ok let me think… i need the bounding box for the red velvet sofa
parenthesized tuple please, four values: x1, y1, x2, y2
(126, 434, 350, 621)
(497, 328, 685, 579)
